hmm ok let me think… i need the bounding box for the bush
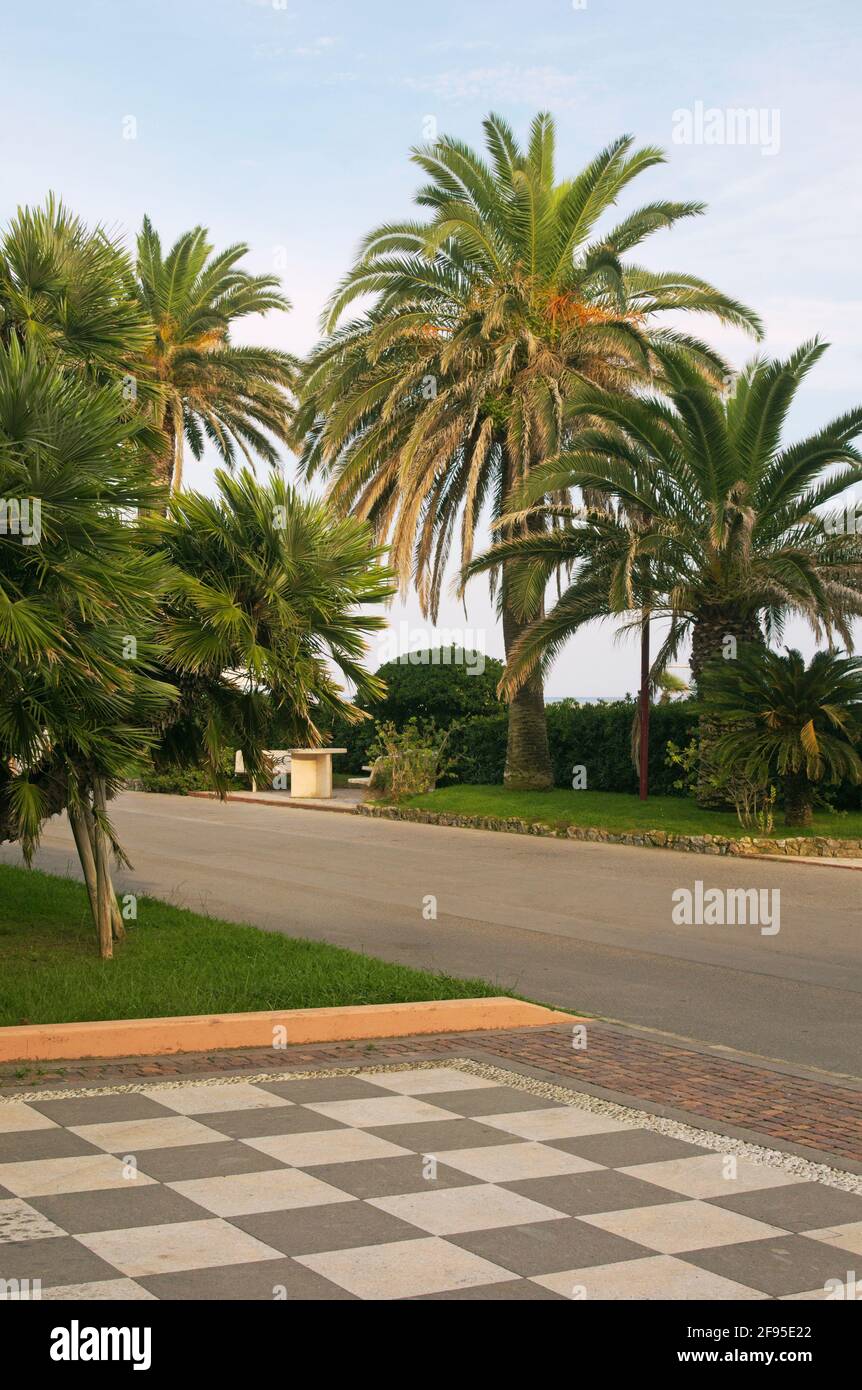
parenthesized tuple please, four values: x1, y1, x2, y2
(367, 721, 452, 800)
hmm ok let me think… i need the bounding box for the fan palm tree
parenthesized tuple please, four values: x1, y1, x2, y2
(135, 219, 297, 491)
(0, 195, 154, 385)
(293, 112, 761, 790)
(464, 341, 862, 803)
(151, 469, 395, 791)
(701, 646, 862, 826)
(0, 338, 175, 954)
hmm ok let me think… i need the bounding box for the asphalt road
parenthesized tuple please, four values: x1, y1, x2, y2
(2, 792, 859, 1077)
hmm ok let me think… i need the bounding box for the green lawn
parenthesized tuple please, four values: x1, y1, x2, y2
(403, 785, 862, 840)
(0, 863, 505, 1028)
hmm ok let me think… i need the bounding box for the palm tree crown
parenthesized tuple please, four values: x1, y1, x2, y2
(152, 469, 395, 788)
(136, 218, 296, 490)
(701, 645, 862, 825)
(466, 341, 862, 695)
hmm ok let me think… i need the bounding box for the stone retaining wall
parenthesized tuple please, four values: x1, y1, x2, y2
(354, 802, 862, 859)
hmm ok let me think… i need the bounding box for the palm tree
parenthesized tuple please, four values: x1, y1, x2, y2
(135, 219, 296, 491)
(0, 338, 175, 955)
(464, 341, 862, 803)
(151, 469, 395, 791)
(293, 112, 761, 790)
(0, 195, 153, 384)
(701, 646, 862, 826)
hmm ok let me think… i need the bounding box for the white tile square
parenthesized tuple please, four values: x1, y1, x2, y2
(479, 1108, 633, 1141)
(169, 1168, 355, 1218)
(0, 1154, 156, 1198)
(804, 1222, 862, 1256)
(242, 1129, 410, 1168)
(77, 1219, 283, 1278)
(533, 1255, 768, 1301)
(0, 1104, 57, 1134)
(368, 1068, 498, 1095)
(436, 1141, 599, 1182)
(41, 1279, 156, 1301)
(298, 1236, 517, 1299)
(70, 1116, 226, 1153)
(0, 1198, 66, 1243)
(620, 1153, 800, 1199)
(304, 1096, 457, 1128)
(580, 1200, 785, 1253)
(369, 1183, 568, 1235)
(143, 1083, 292, 1115)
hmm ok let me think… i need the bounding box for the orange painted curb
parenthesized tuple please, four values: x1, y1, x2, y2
(0, 998, 580, 1063)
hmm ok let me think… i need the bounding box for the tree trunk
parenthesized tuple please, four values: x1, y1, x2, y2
(638, 607, 650, 801)
(502, 593, 554, 790)
(499, 442, 553, 791)
(692, 609, 764, 809)
(783, 771, 813, 827)
(91, 780, 114, 960)
(68, 801, 101, 940)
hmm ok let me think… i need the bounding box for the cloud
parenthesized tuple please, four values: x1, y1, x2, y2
(293, 36, 337, 58)
(402, 64, 584, 109)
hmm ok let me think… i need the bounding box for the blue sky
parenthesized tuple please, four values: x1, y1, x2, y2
(4, 0, 861, 693)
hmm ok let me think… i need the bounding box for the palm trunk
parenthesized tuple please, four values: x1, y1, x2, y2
(91, 780, 114, 960)
(692, 609, 764, 809)
(638, 607, 650, 800)
(502, 594, 553, 790)
(783, 771, 813, 827)
(499, 442, 553, 792)
(68, 801, 100, 939)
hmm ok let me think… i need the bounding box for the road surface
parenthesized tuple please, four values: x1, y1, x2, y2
(1, 792, 859, 1077)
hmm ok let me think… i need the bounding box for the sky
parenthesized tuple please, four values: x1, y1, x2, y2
(3, 0, 861, 695)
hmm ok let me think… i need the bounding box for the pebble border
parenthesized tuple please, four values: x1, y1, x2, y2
(2, 1057, 858, 1196)
(355, 802, 862, 859)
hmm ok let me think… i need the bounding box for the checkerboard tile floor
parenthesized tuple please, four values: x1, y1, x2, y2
(1, 1064, 860, 1301)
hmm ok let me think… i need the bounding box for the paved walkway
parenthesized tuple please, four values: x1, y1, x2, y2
(4, 1022, 860, 1167)
(2, 1058, 861, 1301)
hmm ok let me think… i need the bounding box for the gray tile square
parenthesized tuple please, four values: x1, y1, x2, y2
(411, 1278, 567, 1300)
(450, 1216, 651, 1276)
(0, 1235, 120, 1289)
(135, 1141, 287, 1184)
(30, 1184, 212, 1235)
(233, 1200, 425, 1257)
(419, 1087, 561, 1118)
(309, 1155, 482, 1199)
(30, 1094, 176, 1126)
(503, 1169, 684, 1217)
(257, 1077, 393, 1103)
(684, 1234, 858, 1297)
(364, 1118, 536, 1153)
(0, 1129, 100, 1164)
(191, 1106, 348, 1141)
(709, 1182, 862, 1233)
(140, 1255, 357, 1300)
(549, 1129, 712, 1168)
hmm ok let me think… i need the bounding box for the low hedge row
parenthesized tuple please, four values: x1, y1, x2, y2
(330, 700, 700, 796)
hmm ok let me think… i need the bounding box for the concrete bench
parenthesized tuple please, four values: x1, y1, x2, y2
(234, 749, 291, 794)
(235, 748, 347, 798)
(289, 748, 347, 799)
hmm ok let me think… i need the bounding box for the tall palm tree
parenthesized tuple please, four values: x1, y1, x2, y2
(294, 112, 761, 789)
(702, 646, 862, 826)
(151, 469, 395, 791)
(464, 341, 862, 803)
(135, 219, 296, 491)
